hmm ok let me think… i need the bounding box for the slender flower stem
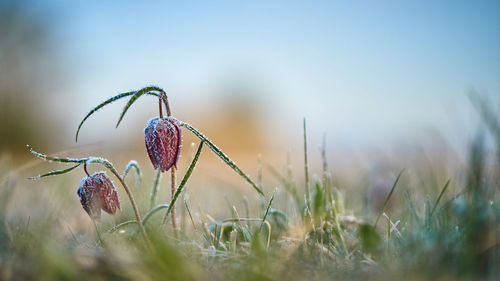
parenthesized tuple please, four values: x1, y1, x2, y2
(84, 161, 90, 176)
(159, 96, 163, 118)
(171, 167, 178, 235)
(162, 140, 204, 225)
(150, 168, 161, 208)
(109, 167, 149, 242)
(92, 218, 103, 246)
(159, 90, 171, 117)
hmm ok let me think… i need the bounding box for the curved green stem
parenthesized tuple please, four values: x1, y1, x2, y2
(150, 168, 161, 208)
(105, 204, 170, 235)
(28, 163, 81, 180)
(123, 160, 142, 187)
(144, 204, 170, 225)
(162, 140, 204, 224)
(109, 166, 148, 242)
(171, 167, 178, 235)
(105, 220, 137, 234)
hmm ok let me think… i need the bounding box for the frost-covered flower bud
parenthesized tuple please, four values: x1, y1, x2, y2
(77, 172, 121, 219)
(144, 116, 182, 172)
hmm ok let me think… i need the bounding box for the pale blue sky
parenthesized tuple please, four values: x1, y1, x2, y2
(28, 0, 500, 151)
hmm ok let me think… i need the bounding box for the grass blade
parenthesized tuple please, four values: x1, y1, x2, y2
(162, 140, 204, 224)
(28, 145, 83, 164)
(181, 122, 264, 196)
(28, 163, 81, 180)
(374, 170, 404, 227)
(303, 118, 311, 211)
(75, 91, 136, 142)
(321, 133, 333, 206)
(184, 199, 197, 231)
(260, 188, 277, 230)
(430, 179, 450, 217)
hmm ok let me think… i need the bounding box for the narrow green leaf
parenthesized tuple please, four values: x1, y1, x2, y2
(28, 163, 81, 180)
(374, 169, 404, 227)
(430, 179, 451, 217)
(162, 140, 204, 224)
(28, 145, 83, 164)
(321, 133, 334, 208)
(260, 189, 277, 230)
(105, 220, 137, 235)
(181, 122, 264, 196)
(27, 146, 119, 182)
(76, 89, 165, 142)
(303, 118, 311, 211)
(76, 91, 135, 142)
(184, 199, 197, 231)
(116, 86, 165, 128)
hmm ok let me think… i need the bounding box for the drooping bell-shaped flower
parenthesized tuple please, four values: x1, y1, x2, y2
(144, 116, 182, 172)
(77, 172, 121, 219)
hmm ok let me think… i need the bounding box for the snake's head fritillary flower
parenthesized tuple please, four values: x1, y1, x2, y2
(77, 172, 121, 219)
(144, 116, 182, 172)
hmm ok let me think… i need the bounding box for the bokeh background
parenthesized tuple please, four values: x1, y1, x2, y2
(1, 0, 499, 214)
